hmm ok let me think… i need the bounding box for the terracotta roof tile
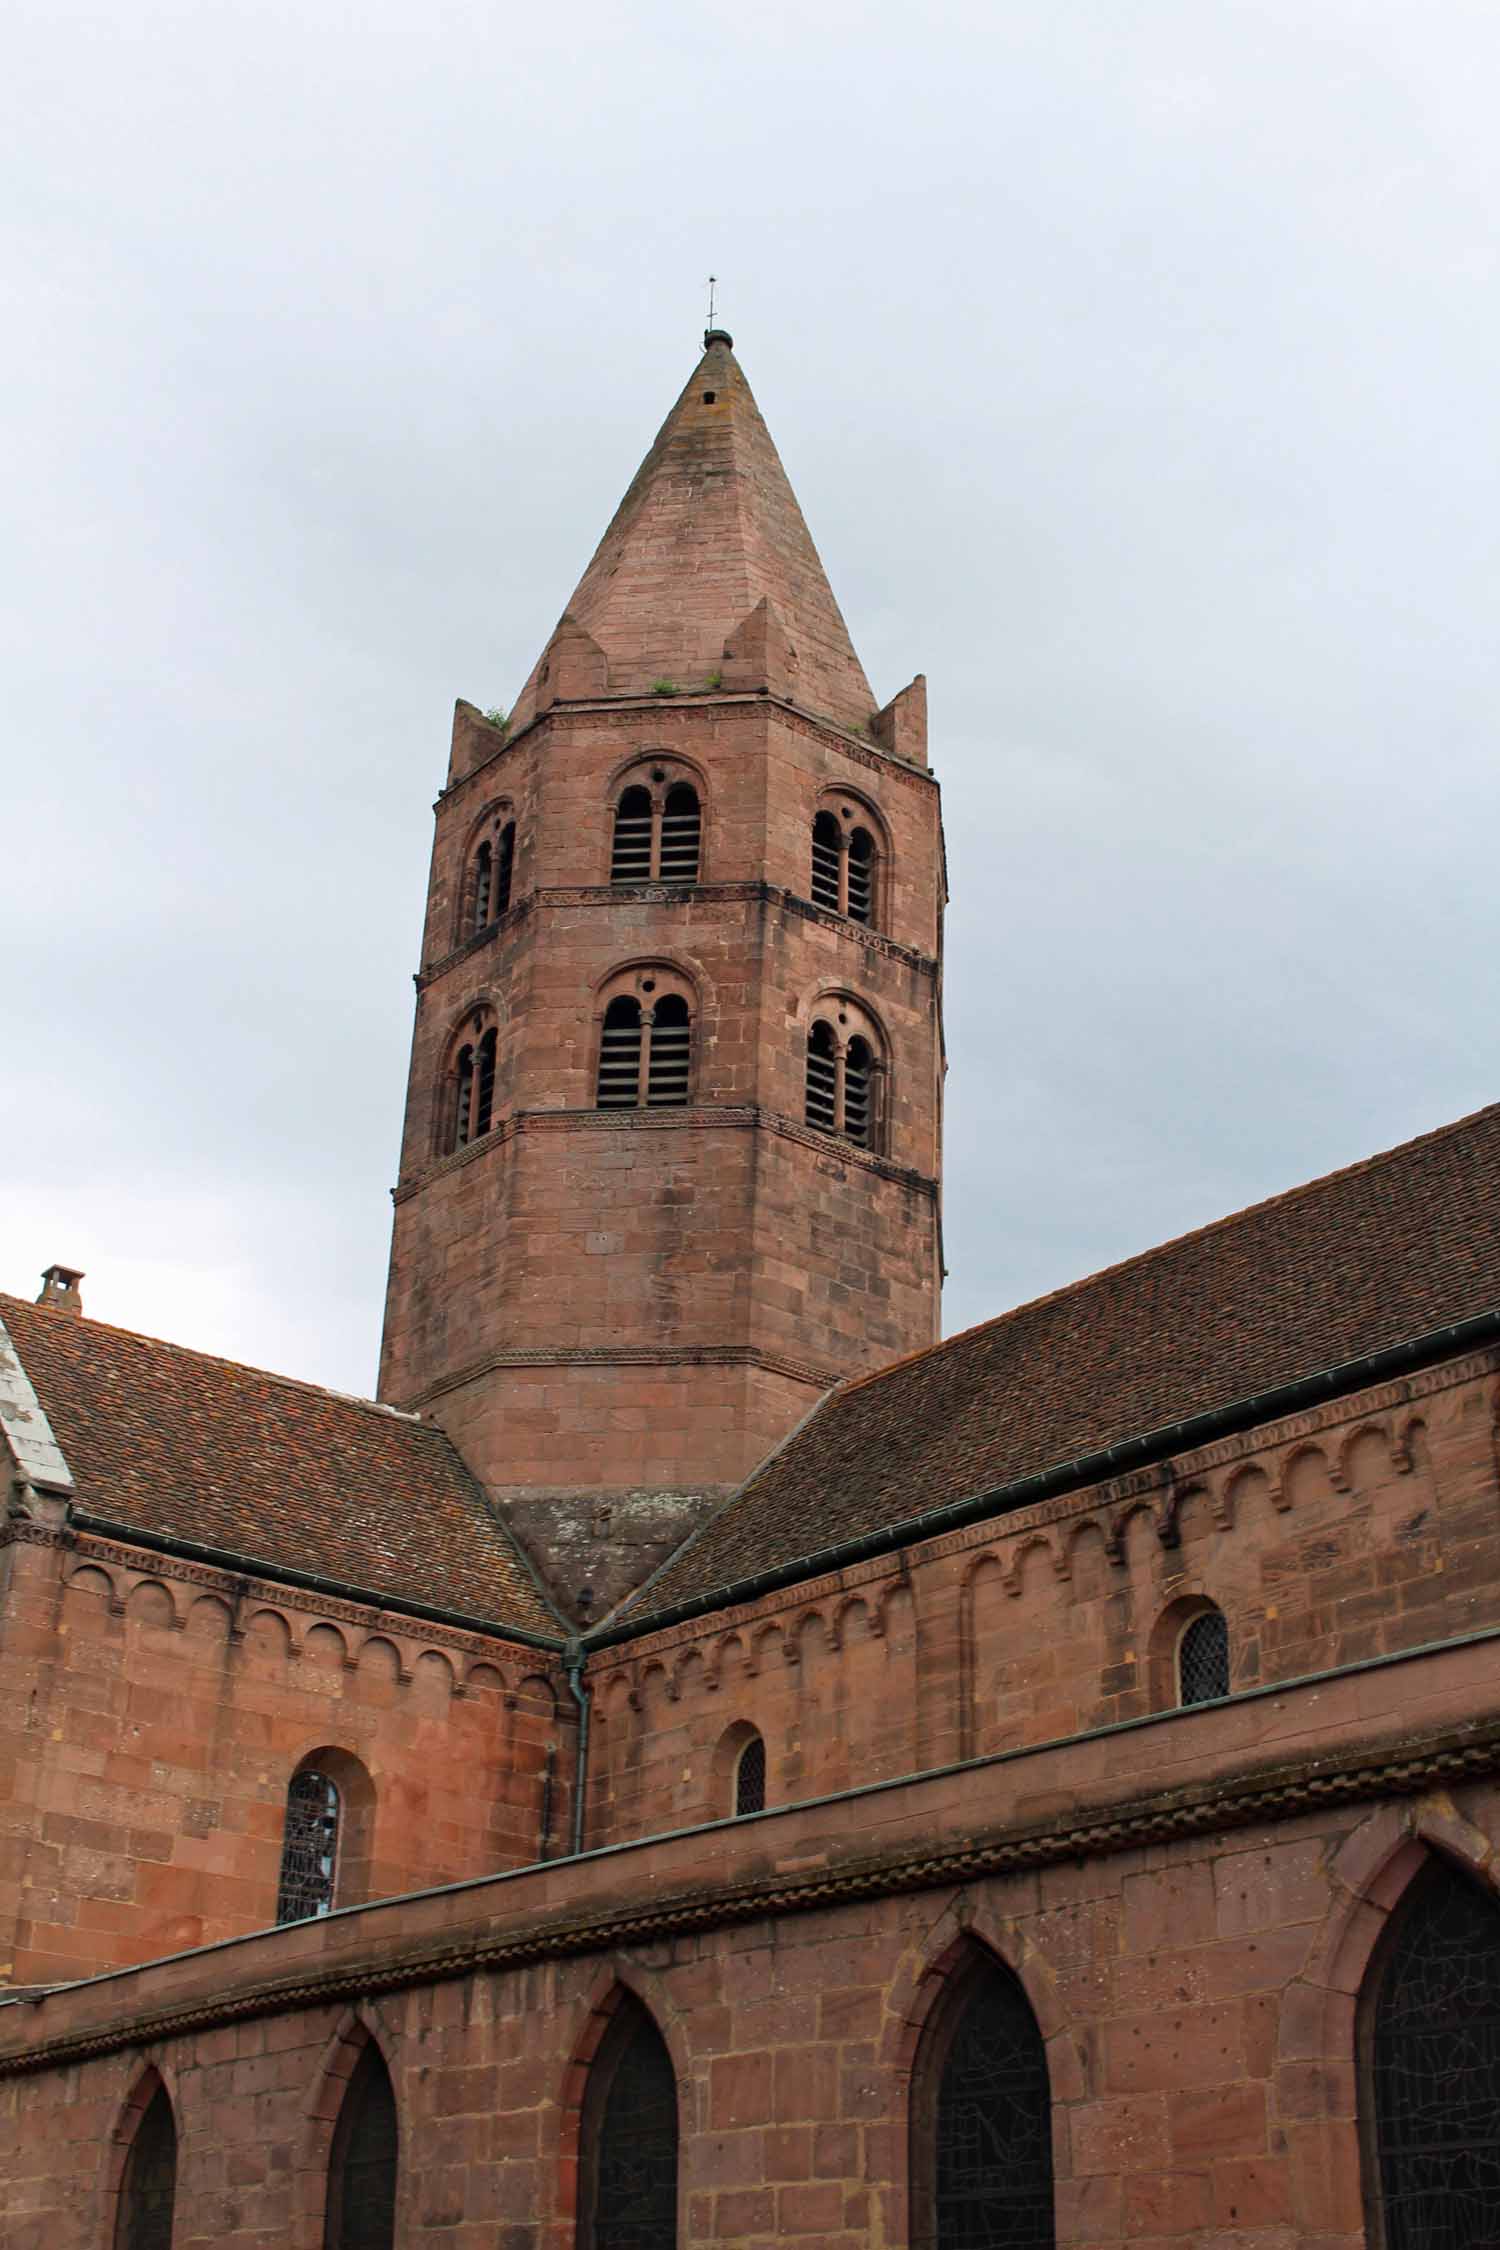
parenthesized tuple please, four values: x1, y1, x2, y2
(0, 1297, 560, 1640)
(630, 1101, 1500, 1621)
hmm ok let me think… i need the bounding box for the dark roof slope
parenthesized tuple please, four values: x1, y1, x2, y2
(0, 1296, 559, 1640)
(629, 1102, 1500, 1623)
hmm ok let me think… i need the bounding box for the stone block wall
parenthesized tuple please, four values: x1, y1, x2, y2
(3, 1632, 1498, 2248)
(586, 1346, 1500, 1845)
(0, 1529, 566, 1987)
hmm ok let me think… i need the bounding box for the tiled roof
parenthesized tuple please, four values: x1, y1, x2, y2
(0, 1297, 560, 1640)
(628, 1102, 1500, 1623)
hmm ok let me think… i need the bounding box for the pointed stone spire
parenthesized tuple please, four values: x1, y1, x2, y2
(509, 333, 876, 734)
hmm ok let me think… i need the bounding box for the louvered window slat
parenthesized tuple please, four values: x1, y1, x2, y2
(811, 812, 842, 912)
(494, 823, 515, 916)
(844, 1039, 872, 1147)
(454, 1047, 475, 1147)
(847, 830, 874, 925)
(474, 1029, 497, 1138)
(805, 1025, 838, 1133)
(647, 998, 691, 1105)
(597, 999, 643, 1106)
(659, 785, 700, 883)
(472, 843, 493, 932)
(612, 788, 654, 883)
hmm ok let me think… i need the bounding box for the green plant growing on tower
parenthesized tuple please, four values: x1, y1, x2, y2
(705, 670, 723, 690)
(651, 678, 680, 697)
(483, 707, 510, 734)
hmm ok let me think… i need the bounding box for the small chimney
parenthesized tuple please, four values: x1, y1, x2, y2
(37, 1264, 85, 1316)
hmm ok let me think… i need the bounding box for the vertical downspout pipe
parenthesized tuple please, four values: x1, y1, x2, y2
(565, 1641, 591, 1858)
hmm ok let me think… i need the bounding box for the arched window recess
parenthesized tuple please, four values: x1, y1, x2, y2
(578, 1994, 679, 2250)
(595, 970, 695, 1111)
(276, 1748, 375, 1924)
(734, 1732, 766, 1817)
(1364, 1855, 1500, 2249)
(804, 1000, 885, 1151)
(114, 2077, 178, 2250)
(1177, 1606, 1230, 1706)
(910, 1945, 1055, 2250)
(610, 773, 701, 886)
(463, 812, 516, 939)
(442, 1009, 501, 1155)
(810, 800, 882, 927)
(325, 2039, 398, 2250)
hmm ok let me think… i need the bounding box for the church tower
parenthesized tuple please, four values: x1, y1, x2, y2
(378, 332, 944, 1611)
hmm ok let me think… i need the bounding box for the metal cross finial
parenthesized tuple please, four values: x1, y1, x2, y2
(707, 274, 717, 328)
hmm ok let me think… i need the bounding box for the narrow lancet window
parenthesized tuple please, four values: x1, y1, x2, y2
(276, 1767, 340, 1923)
(473, 1026, 498, 1138)
(916, 1952, 1055, 2250)
(326, 2043, 398, 2250)
(580, 1997, 679, 2250)
(1368, 1859, 1500, 2249)
(115, 2083, 177, 2250)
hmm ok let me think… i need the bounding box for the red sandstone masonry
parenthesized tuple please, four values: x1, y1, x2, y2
(0, 1529, 567, 1987)
(3, 1640, 1499, 2248)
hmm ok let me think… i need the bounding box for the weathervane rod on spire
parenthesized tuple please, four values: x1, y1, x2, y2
(707, 274, 717, 328)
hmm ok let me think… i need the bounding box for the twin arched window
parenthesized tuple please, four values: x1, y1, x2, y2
(464, 815, 515, 940)
(443, 1011, 500, 1154)
(597, 985, 693, 1109)
(805, 1015, 880, 1148)
(811, 806, 879, 925)
(612, 782, 701, 885)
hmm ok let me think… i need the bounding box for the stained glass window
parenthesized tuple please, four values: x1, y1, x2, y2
(929, 1956, 1054, 2250)
(116, 2083, 177, 2250)
(1370, 1860, 1500, 2248)
(326, 2043, 398, 2250)
(276, 1767, 340, 1923)
(582, 1998, 678, 2250)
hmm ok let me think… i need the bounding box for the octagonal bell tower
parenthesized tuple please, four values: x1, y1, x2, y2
(378, 332, 944, 1613)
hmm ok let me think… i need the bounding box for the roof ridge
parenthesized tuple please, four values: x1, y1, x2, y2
(0, 1295, 428, 1433)
(839, 1097, 1500, 1404)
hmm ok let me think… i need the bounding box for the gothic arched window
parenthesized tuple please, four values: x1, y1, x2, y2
(805, 1006, 884, 1148)
(580, 1996, 679, 2250)
(326, 2042, 398, 2250)
(276, 1766, 340, 1923)
(596, 975, 694, 1110)
(734, 1732, 766, 1817)
(115, 2081, 177, 2250)
(912, 1950, 1055, 2250)
(1178, 1608, 1230, 1706)
(1366, 1858, 1500, 2248)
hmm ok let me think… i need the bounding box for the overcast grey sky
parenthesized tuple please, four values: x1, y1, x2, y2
(5, 0, 1498, 1394)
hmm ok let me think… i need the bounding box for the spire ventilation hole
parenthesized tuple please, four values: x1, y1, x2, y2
(702, 391, 716, 404)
